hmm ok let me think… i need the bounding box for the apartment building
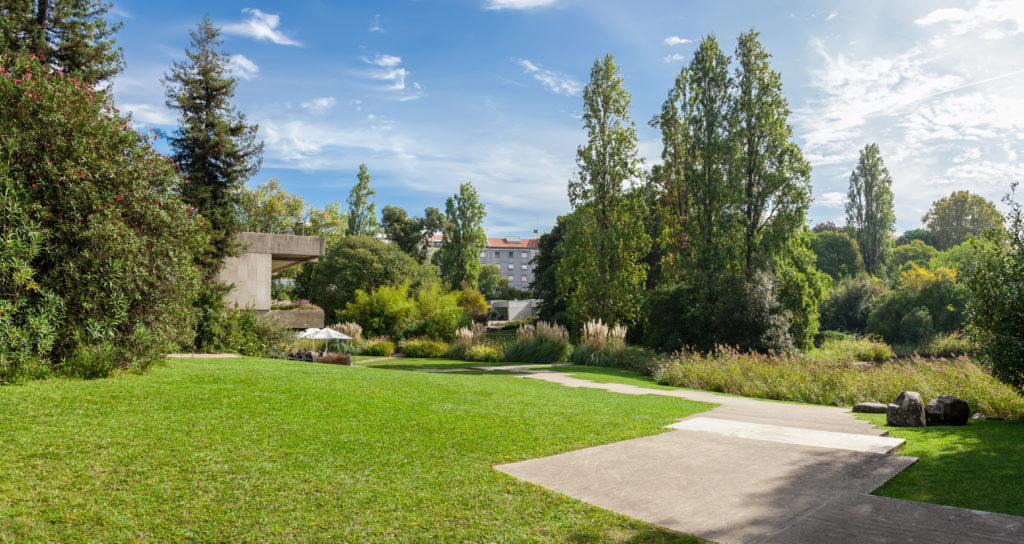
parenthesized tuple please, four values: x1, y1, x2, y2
(427, 231, 541, 290)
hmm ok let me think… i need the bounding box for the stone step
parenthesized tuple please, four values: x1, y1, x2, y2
(666, 417, 905, 454)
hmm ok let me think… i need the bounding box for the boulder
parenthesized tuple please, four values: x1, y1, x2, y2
(853, 402, 888, 414)
(926, 395, 970, 426)
(886, 391, 927, 427)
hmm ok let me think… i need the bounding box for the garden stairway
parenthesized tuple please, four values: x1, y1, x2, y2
(484, 366, 1024, 544)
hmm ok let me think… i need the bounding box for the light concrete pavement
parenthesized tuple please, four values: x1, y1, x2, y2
(486, 366, 1024, 544)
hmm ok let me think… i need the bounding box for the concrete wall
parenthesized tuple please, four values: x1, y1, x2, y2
(219, 232, 325, 316)
(265, 309, 325, 329)
(489, 299, 540, 322)
(219, 252, 273, 310)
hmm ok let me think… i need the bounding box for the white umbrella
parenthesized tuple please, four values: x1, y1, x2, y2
(296, 328, 320, 339)
(305, 327, 353, 353)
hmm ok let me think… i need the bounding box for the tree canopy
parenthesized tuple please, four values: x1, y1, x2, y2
(923, 190, 1004, 250)
(808, 231, 864, 281)
(0, 0, 124, 86)
(381, 205, 443, 263)
(163, 16, 263, 276)
(347, 164, 379, 237)
(845, 143, 895, 276)
(436, 182, 487, 290)
(557, 54, 651, 330)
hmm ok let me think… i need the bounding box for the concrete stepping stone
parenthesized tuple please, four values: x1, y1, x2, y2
(667, 417, 905, 454)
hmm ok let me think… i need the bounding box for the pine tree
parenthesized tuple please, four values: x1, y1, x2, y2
(163, 16, 263, 277)
(0, 0, 124, 86)
(845, 143, 895, 276)
(346, 164, 379, 236)
(558, 54, 650, 328)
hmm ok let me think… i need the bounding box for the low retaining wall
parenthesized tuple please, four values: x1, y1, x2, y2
(265, 309, 324, 329)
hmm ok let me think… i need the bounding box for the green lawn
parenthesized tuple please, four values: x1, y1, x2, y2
(358, 357, 531, 370)
(0, 357, 712, 543)
(856, 413, 1024, 516)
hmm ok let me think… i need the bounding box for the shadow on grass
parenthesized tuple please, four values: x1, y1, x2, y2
(568, 526, 706, 544)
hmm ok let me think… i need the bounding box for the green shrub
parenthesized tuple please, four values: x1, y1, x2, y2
(337, 284, 417, 339)
(888, 240, 939, 273)
(653, 348, 1024, 420)
(808, 230, 865, 280)
(410, 285, 469, 341)
(363, 337, 396, 357)
(962, 189, 1024, 391)
(504, 322, 571, 364)
(867, 265, 965, 344)
(813, 330, 850, 347)
(811, 335, 893, 364)
(464, 344, 502, 363)
(57, 342, 120, 380)
(0, 54, 208, 380)
(401, 338, 449, 358)
(819, 275, 886, 333)
(895, 332, 977, 358)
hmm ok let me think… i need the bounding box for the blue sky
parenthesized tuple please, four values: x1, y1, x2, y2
(110, 0, 1024, 236)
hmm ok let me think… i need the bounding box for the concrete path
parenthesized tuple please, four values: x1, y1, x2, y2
(165, 353, 240, 358)
(484, 366, 1024, 544)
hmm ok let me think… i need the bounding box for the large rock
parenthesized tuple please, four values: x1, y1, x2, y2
(926, 395, 970, 426)
(853, 402, 888, 414)
(886, 391, 927, 427)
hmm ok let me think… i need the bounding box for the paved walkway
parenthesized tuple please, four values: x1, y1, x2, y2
(466, 366, 1024, 544)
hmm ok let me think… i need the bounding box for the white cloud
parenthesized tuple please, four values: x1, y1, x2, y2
(663, 53, 687, 63)
(363, 54, 408, 90)
(664, 36, 691, 46)
(798, 9, 1024, 231)
(485, 0, 557, 10)
(369, 14, 384, 33)
(227, 54, 259, 79)
(818, 191, 847, 207)
(223, 8, 301, 46)
(301, 96, 336, 112)
(368, 54, 402, 68)
(915, 0, 1024, 39)
(826, 11, 838, 21)
(122, 103, 175, 126)
(516, 59, 582, 96)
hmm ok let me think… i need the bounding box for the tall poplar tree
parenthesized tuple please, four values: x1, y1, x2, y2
(557, 54, 650, 328)
(436, 182, 487, 290)
(347, 164, 379, 236)
(845, 143, 895, 276)
(0, 0, 124, 86)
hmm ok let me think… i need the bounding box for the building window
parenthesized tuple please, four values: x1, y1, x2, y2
(507, 251, 514, 258)
(507, 263, 514, 269)
(495, 251, 501, 258)
(507, 276, 514, 282)
(521, 264, 528, 269)
(521, 275, 528, 282)
(479, 251, 486, 258)
(521, 251, 528, 258)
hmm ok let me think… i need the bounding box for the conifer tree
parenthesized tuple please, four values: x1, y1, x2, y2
(163, 16, 263, 276)
(0, 0, 124, 86)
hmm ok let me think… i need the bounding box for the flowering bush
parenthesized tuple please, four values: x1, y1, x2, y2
(0, 54, 209, 381)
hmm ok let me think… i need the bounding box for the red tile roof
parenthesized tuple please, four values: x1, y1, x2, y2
(428, 234, 539, 248)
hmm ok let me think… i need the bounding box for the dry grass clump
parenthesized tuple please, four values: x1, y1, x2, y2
(330, 322, 364, 342)
(506, 321, 571, 364)
(653, 346, 1024, 420)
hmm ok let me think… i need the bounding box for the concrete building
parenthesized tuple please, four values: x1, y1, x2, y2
(480, 234, 541, 290)
(428, 232, 542, 291)
(218, 232, 325, 328)
(489, 299, 541, 322)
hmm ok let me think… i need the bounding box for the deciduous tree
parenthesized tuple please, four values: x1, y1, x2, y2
(845, 143, 895, 276)
(558, 54, 650, 329)
(381, 205, 443, 263)
(923, 190, 1004, 250)
(347, 164, 379, 237)
(436, 182, 487, 290)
